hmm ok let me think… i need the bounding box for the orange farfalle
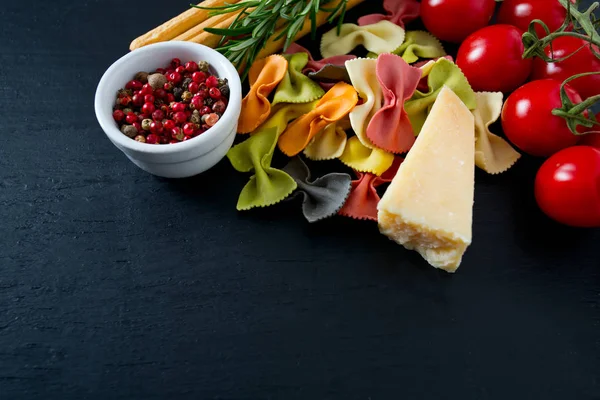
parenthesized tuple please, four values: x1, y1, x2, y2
(339, 157, 403, 221)
(238, 55, 289, 134)
(278, 82, 358, 157)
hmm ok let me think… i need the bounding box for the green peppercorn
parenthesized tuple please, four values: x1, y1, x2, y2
(190, 110, 201, 125)
(141, 119, 153, 131)
(134, 135, 146, 143)
(197, 61, 210, 73)
(181, 91, 193, 102)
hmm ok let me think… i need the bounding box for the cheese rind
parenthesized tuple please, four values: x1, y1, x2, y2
(377, 86, 475, 272)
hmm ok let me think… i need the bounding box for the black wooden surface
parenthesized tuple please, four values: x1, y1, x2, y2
(1, 1, 599, 399)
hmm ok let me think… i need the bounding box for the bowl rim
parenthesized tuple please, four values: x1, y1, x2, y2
(94, 41, 242, 155)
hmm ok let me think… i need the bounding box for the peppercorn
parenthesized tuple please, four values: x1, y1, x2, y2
(197, 60, 210, 73)
(218, 84, 230, 98)
(120, 124, 138, 138)
(212, 100, 226, 113)
(204, 97, 214, 107)
(181, 91, 193, 102)
(148, 73, 168, 90)
(134, 71, 149, 84)
(141, 118, 153, 131)
(190, 110, 201, 125)
(182, 77, 193, 88)
(217, 78, 227, 87)
(173, 87, 183, 100)
(117, 88, 133, 98)
(122, 108, 133, 115)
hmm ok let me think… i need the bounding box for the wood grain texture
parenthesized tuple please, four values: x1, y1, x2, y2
(0, 1, 599, 399)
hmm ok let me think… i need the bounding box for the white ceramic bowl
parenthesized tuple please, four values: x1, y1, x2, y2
(94, 41, 242, 178)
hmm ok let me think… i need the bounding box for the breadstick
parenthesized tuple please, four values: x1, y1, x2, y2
(187, 11, 245, 48)
(173, 12, 234, 42)
(129, 0, 236, 51)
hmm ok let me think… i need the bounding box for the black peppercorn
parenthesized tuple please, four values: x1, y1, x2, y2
(134, 71, 149, 84)
(204, 98, 214, 107)
(182, 77, 193, 89)
(218, 84, 230, 98)
(173, 87, 183, 100)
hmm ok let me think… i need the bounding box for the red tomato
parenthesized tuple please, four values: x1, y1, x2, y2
(580, 114, 600, 149)
(421, 0, 496, 43)
(501, 79, 581, 157)
(535, 146, 600, 227)
(531, 36, 600, 100)
(456, 25, 532, 93)
(497, 0, 568, 38)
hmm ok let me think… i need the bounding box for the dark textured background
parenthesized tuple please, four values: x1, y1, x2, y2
(1, 1, 599, 399)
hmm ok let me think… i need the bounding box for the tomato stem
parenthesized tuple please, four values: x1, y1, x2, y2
(522, 0, 600, 62)
(552, 72, 600, 135)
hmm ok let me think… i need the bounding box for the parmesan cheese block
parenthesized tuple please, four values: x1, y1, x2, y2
(377, 86, 475, 272)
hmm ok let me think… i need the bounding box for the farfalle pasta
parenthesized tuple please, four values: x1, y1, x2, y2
(282, 157, 352, 223)
(393, 31, 446, 64)
(343, 57, 395, 175)
(278, 82, 358, 157)
(358, 0, 420, 28)
(272, 53, 325, 105)
(366, 53, 422, 154)
(304, 124, 348, 161)
(320, 20, 406, 59)
(237, 55, 288, 134)
(473, 92, 521, 174)
(285, 43, 356, 90)
(339, 157, 403, 221)
(339, 136, 395, 176)
(405, 57, 477, 135)
(228, 102, 317, 210)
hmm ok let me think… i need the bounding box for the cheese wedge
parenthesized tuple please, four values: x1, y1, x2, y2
(377, 86, 475, 272)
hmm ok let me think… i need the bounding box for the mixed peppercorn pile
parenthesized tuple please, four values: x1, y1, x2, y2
(112, 58, 230, 144)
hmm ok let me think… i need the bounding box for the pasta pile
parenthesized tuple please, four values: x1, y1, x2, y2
(227, 0, 521, 222)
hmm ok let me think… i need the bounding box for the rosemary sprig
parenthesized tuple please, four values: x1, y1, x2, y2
(193, 0, 349, 80)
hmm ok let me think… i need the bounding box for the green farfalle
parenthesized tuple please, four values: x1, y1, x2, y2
(227, 102, 317, 211)
(394, 31, 446, 63)
(405, 58, 477, 135)
(272, 53, 325, 105)
(366, 31, 446, 63)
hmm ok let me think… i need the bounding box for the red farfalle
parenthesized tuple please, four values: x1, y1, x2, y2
(366, 53, 422, 154)
(285, 43, 356, 90)
(339, 157, 403, 221)
(357, 0, 420, 29)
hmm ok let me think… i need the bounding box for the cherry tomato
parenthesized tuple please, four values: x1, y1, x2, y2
(580, 114, 600, 149)
(531, 36, 600, 100)
(421, 0, 496, 43)
(501, 79, 582, 157)
(497, 0, 568, 38)
(535, 146, 600, 227)
(456, 25, 532, 93)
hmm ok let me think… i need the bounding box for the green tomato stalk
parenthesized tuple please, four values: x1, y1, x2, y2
(520, 0, 600, 135)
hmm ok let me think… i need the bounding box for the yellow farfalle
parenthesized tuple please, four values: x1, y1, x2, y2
(278, 82, 358, 157)
(237, 55, 288, 134)
(473, 92, 521, 174)
(339, 136, 394, 176)
(346, 58, 380, 149)
(320, 20, 406, 59)
(304, 124, 348, 161)
(342, 57, 394, 175)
